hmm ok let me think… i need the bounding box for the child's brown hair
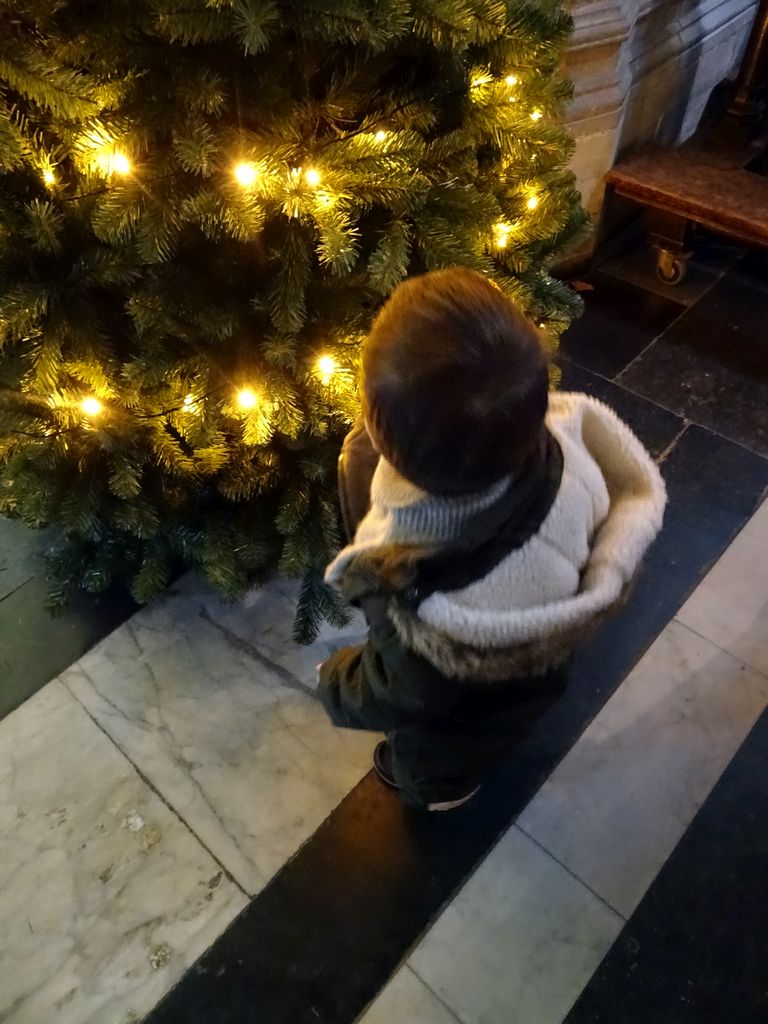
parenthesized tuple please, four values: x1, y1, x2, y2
(362, 267, 549, 495)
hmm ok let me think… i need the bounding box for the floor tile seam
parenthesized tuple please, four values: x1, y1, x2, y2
(398, 811, 627, 987)
(670, 616, 768, 686)
(60, 678, 251, 899)
(613, 335, 663, 387)
(369, 781, 576, 989)
(558, 353, 687, 426)
(612, 373, 768, 464)
(0, 573, 36, 606)
(610, 295, 690, 382)
(657, 421, 691, 464)
(512, 823, 628, 924)
(402, 964, 470, 1024)
(198, 604, 314, 697)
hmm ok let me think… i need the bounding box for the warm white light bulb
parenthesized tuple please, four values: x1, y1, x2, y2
(81, 397, 103, 416)
(112, 152, 132, 175)
(505, 74, 519, 86)
(374, 130, 388, 143)
(236, 388, 258, 410)
(317, 355, 336, 382)
(527, 195, 540, 210)
(305, 168, 321, 188)
(43, 168, 56, 186)
(494, 222, 513, 248)
(530, 109, 543, 122)
(234, 162, 258, 187)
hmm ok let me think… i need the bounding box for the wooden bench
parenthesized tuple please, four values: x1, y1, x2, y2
(606, 145, 768, 285)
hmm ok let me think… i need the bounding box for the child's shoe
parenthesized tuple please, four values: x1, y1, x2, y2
(373, 741, 479, 812)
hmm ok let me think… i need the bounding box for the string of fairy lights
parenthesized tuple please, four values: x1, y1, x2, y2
(24, 65, 545, 432)
(71, 353, 338, 423)
(471, 70, 547, 253)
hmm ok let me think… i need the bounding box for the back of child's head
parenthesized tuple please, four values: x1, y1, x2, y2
(362, 267, 549, 496)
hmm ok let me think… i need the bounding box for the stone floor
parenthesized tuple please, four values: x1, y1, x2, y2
(1, 236, 767, 1024)
(0, 521, 135, 720)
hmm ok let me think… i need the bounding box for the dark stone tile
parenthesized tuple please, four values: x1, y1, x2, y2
(557, 363, 683, 459)
(0, 576, 136, 719)
(598, 234, 742, 307)
(0, 518, 46, 603)
(565, 705, 768, 1024)
(732, 246, 768, 285)
(558, 272, 685, 379)
(145, 426, 768, 1024)
(562, 427, 768, 725)
(620, 272, 768, 457)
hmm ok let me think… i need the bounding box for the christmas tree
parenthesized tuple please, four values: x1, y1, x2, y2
(0, 0, 585, 640)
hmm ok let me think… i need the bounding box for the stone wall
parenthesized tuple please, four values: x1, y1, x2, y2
(566, 0, 759, 220)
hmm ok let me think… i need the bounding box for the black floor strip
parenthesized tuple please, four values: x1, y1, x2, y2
(145, 373, 768, 1024)
(564, 703, 768, 1024)
(0, 574, 137, 720)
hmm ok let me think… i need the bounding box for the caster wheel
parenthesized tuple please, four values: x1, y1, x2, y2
(656, 251, 688, 286)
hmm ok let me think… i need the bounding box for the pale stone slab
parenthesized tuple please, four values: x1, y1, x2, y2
(62, 587, 376, 895)
(0, 682, 246, 1024)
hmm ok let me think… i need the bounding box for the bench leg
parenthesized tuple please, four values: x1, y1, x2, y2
(645, 208, 692, 286)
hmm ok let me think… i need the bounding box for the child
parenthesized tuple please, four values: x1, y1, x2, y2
(318, 267, 666, 812)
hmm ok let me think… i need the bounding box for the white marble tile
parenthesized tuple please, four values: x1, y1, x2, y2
(358, 965, 460, 1024)
(62, 588, 377, 895)
(518, 620, 768, 918)
(0, 681, 246, 1024)
(744, 496, 768, 541)
(408, 826, 622, 1024)
(676, 513, 768, 675)
(175, 574, 367, 690)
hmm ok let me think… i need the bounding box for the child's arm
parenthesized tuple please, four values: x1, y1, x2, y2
(578, 395, 667, 591)
(338, 417, 379, 543)
(318, 593, 454, 733)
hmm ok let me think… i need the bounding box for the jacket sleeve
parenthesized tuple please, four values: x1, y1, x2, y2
(317, 593, 456, 732)
(337, 418, 379, 543)
(578, 395, 667, 589)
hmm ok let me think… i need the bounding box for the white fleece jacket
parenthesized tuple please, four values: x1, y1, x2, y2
(328, 392, 667, 650)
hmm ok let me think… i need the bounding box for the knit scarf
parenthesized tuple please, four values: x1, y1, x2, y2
(326, 433, 563, 589)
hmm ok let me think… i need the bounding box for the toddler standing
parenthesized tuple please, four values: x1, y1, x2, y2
(318, 268, 666, 811)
